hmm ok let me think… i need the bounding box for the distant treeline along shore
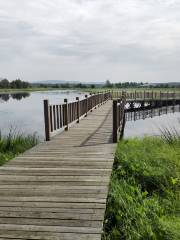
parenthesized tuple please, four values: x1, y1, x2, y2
(0, 78, 179, 89)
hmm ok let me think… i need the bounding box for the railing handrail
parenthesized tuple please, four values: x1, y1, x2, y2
(111, 90, 180, 100)
(44, 91, 111, 141)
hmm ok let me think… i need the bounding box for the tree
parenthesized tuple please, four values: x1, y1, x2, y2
(0, 79, 9, 88)
(105, 80, 113, 88)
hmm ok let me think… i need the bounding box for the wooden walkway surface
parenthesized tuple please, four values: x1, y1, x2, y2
(0, 101, 116, 240)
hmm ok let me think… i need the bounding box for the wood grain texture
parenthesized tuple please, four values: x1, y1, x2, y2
(0, 101, 116, 240)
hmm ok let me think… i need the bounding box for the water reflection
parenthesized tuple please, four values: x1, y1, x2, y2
(124, 105, 180, 138)
(0, 93, 30, 102)
(126, 105, 180, 121)
(0, 90, 87, 139)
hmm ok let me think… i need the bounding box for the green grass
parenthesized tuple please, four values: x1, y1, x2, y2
(0, 130, 39, 166)
(0, 87, 67, 93)
(0, 87, 179, 94)
(102, 136, 180, 240)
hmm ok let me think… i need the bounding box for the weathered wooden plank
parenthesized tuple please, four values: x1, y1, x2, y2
(0, 211, 104, 221)
(0, 231, 101, 240)
(0, 218, 102, 228)
(0, 202, 105, 209)
(0, 197, 106, 203)
(0, 224, 102, 233)
(0, 207, 104, 214)
(0, 175, 109, 181)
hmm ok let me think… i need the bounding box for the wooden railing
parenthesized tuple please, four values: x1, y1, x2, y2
(44, 91, 111, 141)
(44, 90, 180, 142)
(112, 97, 126, 143)
(111, 90, 180, 100)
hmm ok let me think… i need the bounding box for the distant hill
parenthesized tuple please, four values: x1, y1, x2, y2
(32, 80, 104, 86)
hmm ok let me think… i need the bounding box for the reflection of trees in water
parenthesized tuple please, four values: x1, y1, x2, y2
(0, 92, 30, 102)
(0, 94, 10, 102)
(11, 92, 30, 100)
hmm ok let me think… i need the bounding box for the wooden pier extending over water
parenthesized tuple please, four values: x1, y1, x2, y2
(0, 90, 179, 240)
(0, 99, 115, 240)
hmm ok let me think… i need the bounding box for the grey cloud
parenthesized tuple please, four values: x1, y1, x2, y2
(0, 0, 180, 82)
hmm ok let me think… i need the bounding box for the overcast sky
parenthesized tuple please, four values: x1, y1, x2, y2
(0, 0, 180, 83)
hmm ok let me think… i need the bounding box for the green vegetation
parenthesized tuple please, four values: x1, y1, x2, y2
(0, 131, 39, 166)
(0, 87, 180, 94)
(1, 78, 180, 93)
(0, 79, 30, 89)
(103, 135, 180, 240)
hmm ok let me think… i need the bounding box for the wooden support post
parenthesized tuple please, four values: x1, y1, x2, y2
(64, 99, 69, 131)
(95, 94, 97, 109)
(98, 92, 100, 107)
(113, 100, 118, 143)
(90, 93, 93, 112)
(135, 90, 136, 100)
(120, 114, 126, 139)
(76, 97, 80, 123)
(85, 95, 88, 117)
(44, 99, 51, 141)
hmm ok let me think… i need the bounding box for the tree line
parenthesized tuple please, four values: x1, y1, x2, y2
(0, 78, 179, 89)
(0, 79, 30, 89)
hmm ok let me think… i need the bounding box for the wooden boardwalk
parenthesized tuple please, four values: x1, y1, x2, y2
(0, 101, 116, 240)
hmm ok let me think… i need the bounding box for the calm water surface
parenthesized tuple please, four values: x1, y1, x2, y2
(0, 91, 179, 140)
(124, 108, 180, 138)
(0, 90, 87, 139)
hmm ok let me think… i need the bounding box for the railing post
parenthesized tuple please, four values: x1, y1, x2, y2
(44, 99, 51, 141)
(95, 93, 97, 109)
(85, 94, 88, 117)
(90, 93, 93, 112)
(113, 100, 118, 143)
(76, 97, 80, 123)
(98, 92, 100, 107)
(64, 98, 69, 131)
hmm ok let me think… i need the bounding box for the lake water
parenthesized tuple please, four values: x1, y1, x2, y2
(124, 106, 180, 138)
(0, 90, 87, 139)
(0, 91, 179, 140)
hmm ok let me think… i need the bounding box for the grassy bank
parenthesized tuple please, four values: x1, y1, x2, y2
(0, 87, 66, 93)
(0, 131, 39, 166)
(103, 136, 180, 240)
(0, 87, 180, 93)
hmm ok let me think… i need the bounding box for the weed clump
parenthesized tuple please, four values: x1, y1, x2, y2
(0, 129, 39, 165)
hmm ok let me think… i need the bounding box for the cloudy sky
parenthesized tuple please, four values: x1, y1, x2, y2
(0, 0, 180, 83)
